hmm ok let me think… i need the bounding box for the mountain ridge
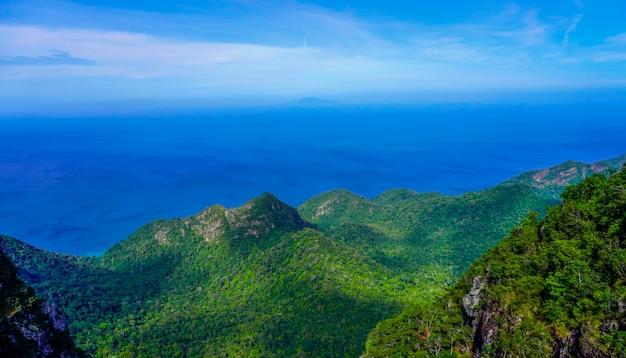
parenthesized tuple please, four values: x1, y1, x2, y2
(501, 153, 626, 199)
(3, 193, 415, 356)
(1, 154, 625, 356)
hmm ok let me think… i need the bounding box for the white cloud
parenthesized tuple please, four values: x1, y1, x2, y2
(411, 37, 489, 63)
(584, 33, 626, 63)
(2, 0, 626, 108)
(490, 9, 549, 47)
(1, 24, 428, 100)
(593, 52, 626, 63)
(563, 14, 583, 46)
(606, 33, 626, 46)
(0, 25, 306, 78)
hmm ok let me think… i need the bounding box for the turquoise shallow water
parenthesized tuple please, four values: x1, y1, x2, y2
(1, 102, 625, 255)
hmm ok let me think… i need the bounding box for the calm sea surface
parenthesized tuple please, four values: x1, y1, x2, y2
(1, 103, 625, 255)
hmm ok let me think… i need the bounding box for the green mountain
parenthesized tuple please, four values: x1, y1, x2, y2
(298, 184, 552, 283)
(3, 194, 418, 357)
(0, 250, 83, 357)
(500, 154, 626, 200)
(1, 155, 624, 357)
(363, 165, 626, 357)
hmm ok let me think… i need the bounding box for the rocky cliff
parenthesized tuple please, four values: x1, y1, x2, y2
(0, 250, 82, 358)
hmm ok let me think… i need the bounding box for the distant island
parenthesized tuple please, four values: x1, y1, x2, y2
(285, 97, 342, 107)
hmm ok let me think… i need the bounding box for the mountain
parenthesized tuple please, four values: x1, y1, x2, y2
(500, 154, 626, 200)
(285, 97, 341, 107)
(1, 156, 624, 357)
(3, 194, 417, 357)
(363, 165, 626, 357)
(298, 183, 553, 282)
(0, 250, 83, 358)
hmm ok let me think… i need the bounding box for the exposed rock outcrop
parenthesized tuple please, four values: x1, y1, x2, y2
(0, 250, 83, 357)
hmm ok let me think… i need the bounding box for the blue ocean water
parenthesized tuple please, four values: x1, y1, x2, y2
(1, 103, 625, 255)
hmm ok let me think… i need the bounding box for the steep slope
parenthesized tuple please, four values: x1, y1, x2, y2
(0, 234, 173, 349)
(0, 249, 83, 358)
(363, 165, 626, 357)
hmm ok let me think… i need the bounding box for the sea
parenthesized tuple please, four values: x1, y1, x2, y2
(1, 102, 625, 255)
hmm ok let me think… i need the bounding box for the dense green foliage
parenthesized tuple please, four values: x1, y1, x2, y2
(0, 250, 82, 357)
(2, 156, 624, 357)
(2, 184, 548, 357)
(298, 184, 554, 287)
(4, 194, 420, 357)
(364, 166, 626, 357)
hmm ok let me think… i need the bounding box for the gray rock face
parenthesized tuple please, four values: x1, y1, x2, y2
(1, 249, 82, 358)
(461, 274, 504, 357)
(551, 323, 612, 358)
(462, 276, 484, 325)
(474, 301, 502, 357)
(8, 303, 81, 358)
(42, 303, 69, 332)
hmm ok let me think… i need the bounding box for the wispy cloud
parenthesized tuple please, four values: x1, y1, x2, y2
(411, 37, 490, 64)
(1, 0, 626, 109)
(606, 33, 626, 45)
(0, 50, 95, 66)
(0, 24, 418, 101)
(489, 9, 549, 47)
(588, 32, 626, 63)
(593, 52, 626, 63)
(563, 14, 583, 46)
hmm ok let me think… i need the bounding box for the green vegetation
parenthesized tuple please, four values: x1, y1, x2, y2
(1, 156, 624, 357)
(2, 184, 551, 357)
(0, 250, 83, 357)
(4, 194, 417, 357)
(501, 154, 626, 200)
(298, 184, 554, 285)
(363, 165, 626, 357)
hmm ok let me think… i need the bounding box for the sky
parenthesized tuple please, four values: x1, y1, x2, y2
(2, 0, 626, 112)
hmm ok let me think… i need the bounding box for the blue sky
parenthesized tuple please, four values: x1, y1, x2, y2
(2, 0, 626, 112)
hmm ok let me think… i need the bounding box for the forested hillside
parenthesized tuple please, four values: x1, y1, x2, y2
(363, 165, 626, 357)
(4, 194, 419, 356)
(3, 185, 548, 357)
(298, 183, 553, 281)
(1, 156, 624, 357)
(501, 154, 626, 200)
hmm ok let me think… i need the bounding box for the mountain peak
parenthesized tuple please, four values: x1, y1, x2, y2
(183, 193, 309, 248)
(227, 192, 309, 239)
(247, 192, 282, 207)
